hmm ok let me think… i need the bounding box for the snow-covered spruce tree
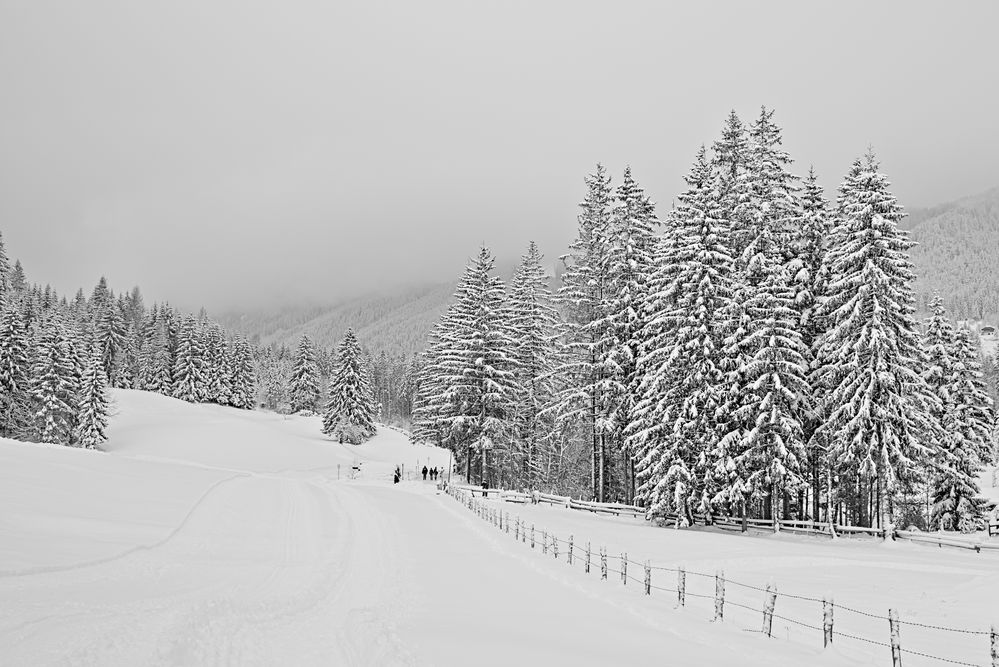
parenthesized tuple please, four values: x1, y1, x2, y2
(143, 320, 174, 394)
(30, 314, 78, 444)
(922, 293, 955, 428)
(171, 315, 205, 403)
(599, 167, 659, 502)
(812, 151, 936, 528)
(507, 241, 562, 489)
(290, 334, 321, 414)
(0, 230, 10, 300)
(551, 164, 616, 501)
(0, 304, 32, 438)
(75, 347, 110, 449)
(322, 328, 376, 444)
(630, 147, 735, 524)
(792, 167, 832, 519)
(201, 322, 232, 405)
(441, 246, 519, 484)
(228, 336, 256, 409)
(931, 327, 993, 531)
(411, 309, 459, 449)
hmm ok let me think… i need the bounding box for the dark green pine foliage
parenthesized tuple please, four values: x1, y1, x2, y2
(322, 328, 376, 444)
(290, 334, 321, 413)
(75, 347, 111, 450)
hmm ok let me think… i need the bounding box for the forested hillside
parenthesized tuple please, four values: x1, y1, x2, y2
(906, 186, 999, 324)
(217, 283, 452, 356)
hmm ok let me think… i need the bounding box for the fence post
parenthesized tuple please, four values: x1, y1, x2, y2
(622, 554, 628, 585)
(553, 535, 559, 560)
(515, 517, 520, 541)
(585, 542, 591, 573)
(678, 567, 686, 607)
(991, 625, 997, 667)
(522, 522, 526, 543)
(644, 562, 651, 595)
(600, 548, 607, 580)
(542, 530, 548, 555)
(823, 597, 834, 647)
(762, 582, 777, 637)
(568, 535, 574, 564)
(505, 512, 510, 534)
(531, 524, 535, 549)
(888, 609, 902, 667)
(714, 570, 725, 621)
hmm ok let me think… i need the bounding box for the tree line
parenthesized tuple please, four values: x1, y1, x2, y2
(410, 107, 999, 533)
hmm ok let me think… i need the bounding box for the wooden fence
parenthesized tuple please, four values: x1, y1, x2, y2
(448, 485, 999, 667)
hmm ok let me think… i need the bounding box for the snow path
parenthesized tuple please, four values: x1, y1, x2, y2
(3, 389, 991, 666)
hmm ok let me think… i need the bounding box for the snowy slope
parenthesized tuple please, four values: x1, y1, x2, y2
(1, 389, 995, 666)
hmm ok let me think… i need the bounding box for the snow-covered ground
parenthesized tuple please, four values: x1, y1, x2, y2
(1, 389, 996, 666)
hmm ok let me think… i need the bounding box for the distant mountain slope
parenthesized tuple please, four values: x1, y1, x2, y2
(217, 282, 455, 355)
(905, 186, 999, 327)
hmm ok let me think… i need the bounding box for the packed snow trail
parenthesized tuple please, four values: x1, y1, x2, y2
(0, 390, 913, 665)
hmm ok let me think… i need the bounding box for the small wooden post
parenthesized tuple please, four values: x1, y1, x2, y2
(990, 625, 997, 667)
(553, 535, 559, 560)
(677, 567, 686, 607)
(622, 553, 628, 585)
(888, 609, 902, 667)
(762, 582, 777, 637)
(515, 517, 520, 541)
(714, 570, 725, 621)
(568, 535, 574, 564)
(542, 530, 548, 554)
(505, 512, 510, 534)
(530, 524, 535, 549)
(644, 561, 651, 595)
(600, 548, 607, 580)
(585, 542, 591, 573)
(522, 522, 526, 543)
(823, 597, 834, 647)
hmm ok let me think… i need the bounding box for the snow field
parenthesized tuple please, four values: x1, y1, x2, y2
(463, 490, 999, 667)
(2, 388, 996, 666)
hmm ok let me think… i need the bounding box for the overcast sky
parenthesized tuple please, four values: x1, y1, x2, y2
(2, 0, 997, 312)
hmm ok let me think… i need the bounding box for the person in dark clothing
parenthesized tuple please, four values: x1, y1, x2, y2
(431, 467, 438, 481)
(393, 466, 401, 484)
(422, 465, 428, 481)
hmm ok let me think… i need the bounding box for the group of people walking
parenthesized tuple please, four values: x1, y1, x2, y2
(391, 464, 447, 484)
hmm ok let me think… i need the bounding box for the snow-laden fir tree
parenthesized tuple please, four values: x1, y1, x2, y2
(290, 334, 321, 414)
(30, 314, 78, 444)
(411, 309, 459, 448)
(442, 246, 519, 483)
(201, 322, 232, 405)
(551, 164, 617, 501)
(598, 167, 659, 502)
(506, 241, 562, 489)
(792, 167, 832, 519)
(812, 151, 936, 528)
(228, 336, 256, 409)
(630, 147, 735, 524)
(75, 347, 110, 449)
(930, 326, 994, 531)
(0, 305, 31, 438)
(0, 231, 10, 300)
(171, 315, 205, 403)
(922, 293, 955, 427)
(322, 328, 376, 444)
